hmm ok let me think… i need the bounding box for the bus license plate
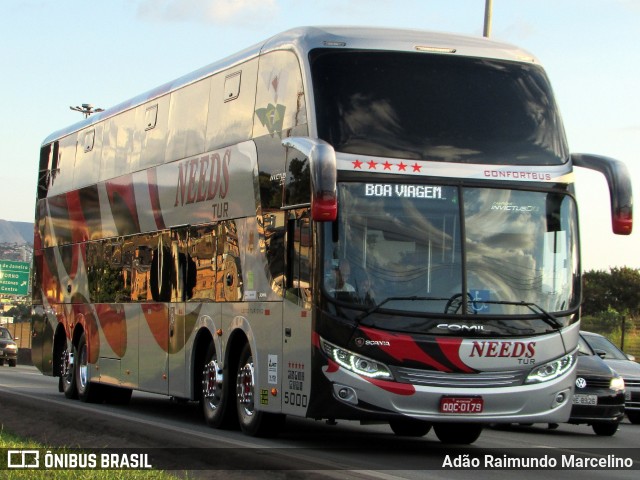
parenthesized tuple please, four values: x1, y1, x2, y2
(572, 394, 597, 405)
(439, 396, 484, 414)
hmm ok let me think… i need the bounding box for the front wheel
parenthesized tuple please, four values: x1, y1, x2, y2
(433, 423, 483, 444)
(592, 422, 619, 436)
(236, 343, 285, 437)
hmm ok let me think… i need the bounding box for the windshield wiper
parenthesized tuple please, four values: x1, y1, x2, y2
(477, 300, 563, 330)
(355, 296, 449, 323)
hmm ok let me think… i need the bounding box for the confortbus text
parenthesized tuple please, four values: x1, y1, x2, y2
(443, 453, 635, 469)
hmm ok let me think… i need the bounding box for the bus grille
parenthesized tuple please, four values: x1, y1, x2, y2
(391, 367, 528, 388)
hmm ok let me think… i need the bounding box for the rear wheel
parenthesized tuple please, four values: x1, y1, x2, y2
(76, 332, 103, 403)
(592, 421, 619, 436)
(433, 423, 483, 444)
(389, 419, 432, 437)
(236, 343, 285, 437)
(8, 359, 16, 367)
(61, 341, 78, 399)
(201, 343, 234, 428)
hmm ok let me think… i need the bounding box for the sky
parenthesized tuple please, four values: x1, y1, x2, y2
(0, 0, 638, 271)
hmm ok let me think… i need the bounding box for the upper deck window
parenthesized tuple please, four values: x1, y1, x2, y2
(311, 49, 568, 165)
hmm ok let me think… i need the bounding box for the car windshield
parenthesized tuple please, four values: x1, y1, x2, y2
(323, 183, 579, 316)
(311, 49, 568, 164)
(0, 328, 12, 340)
(584, 334, 629, 360)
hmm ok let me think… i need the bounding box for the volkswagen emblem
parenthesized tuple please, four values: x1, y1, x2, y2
(575, 377, 587, 389)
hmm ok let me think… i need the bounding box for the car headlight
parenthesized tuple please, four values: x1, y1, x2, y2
(610, 377, 625, 391)
(525, 352, 575, 384)
(321, 338, 393, 380)
(5, 344, 17, 351)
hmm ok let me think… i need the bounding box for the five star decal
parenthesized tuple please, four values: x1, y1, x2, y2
(352, 159, 423, 173)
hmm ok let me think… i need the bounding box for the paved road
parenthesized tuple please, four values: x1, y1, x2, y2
(1, 365, 639, 479)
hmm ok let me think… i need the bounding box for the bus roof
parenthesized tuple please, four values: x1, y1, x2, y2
(42, 26, 538, 146)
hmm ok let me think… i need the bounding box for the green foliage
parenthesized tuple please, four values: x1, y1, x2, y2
(581, 307, 628, 336)
(582, 267, 640, 357)
(582, 267, 640, 318)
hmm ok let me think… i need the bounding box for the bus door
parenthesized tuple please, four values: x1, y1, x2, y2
(282, 208, 313, 415)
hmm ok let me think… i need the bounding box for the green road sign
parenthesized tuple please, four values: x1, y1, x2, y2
(0, 260, 31, 296)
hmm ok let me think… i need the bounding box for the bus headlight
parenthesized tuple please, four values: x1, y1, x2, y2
(525, 352, 575, 384)
(321, 338, 393, 380)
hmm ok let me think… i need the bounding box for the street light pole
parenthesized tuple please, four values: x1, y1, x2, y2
(483, 0, 493, 38)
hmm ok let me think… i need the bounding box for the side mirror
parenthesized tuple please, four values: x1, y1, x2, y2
(572, 153, 633, 235)
(627, 354, 636, 362)
(282, 137, 337, 222)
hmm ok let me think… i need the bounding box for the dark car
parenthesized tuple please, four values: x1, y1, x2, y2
(566, 334, 625, 436)
(582, 330, 640, 424)
(0, 326, 18, 367)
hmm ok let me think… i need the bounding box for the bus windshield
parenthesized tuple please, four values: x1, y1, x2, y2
(324, 183, 579, 317)
(311, 49, 569, 165)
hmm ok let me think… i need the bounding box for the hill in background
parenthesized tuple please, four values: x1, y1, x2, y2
(0, 220, 34, 244)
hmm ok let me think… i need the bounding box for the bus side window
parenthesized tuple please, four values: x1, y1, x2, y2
(86, 241, 103, 302)
(150, 232, 172, 302)
(130, 235, 155, 302)
(188, 225, 217, 301)
(171, 227, 195, 302)
(90, 238, 131, 303)
(217, 221, 243, 301)
(285, 208, 312, 308)
(263, 211, 286, 297)
(38, 144, 52, 200)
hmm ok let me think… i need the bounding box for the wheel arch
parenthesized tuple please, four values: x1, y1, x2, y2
(52, 322, 84, 377)
(191, 326, 215, 400)
(224, 317, 252, 383)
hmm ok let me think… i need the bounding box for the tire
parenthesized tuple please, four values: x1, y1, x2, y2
(433, 423, 483, 444)
(236, 343, 285, 437)
(61, 341, 78, 399)
(627, 412, 640, 424)
(201, 343, 234, 428)
(592, 422, 619, 436)
(76, 332, 103, 403)
(0, 359, 4, 366)
(9, 360, 17, 367)
(389, 419, 432, 437)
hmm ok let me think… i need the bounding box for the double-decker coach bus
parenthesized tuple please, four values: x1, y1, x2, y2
(31, 27, 633, 444)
